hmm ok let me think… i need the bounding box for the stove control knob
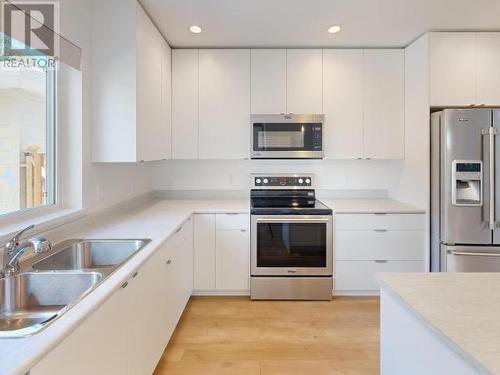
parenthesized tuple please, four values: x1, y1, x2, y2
(263, 178, 269, 184)
(298, 178, 304, 184)
(256, 178, 262, 184)
(305, 178, 311, 185)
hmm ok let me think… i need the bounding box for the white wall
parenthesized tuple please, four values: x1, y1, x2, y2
(153, 159, 403, 197)
(58, 0, 153, 211)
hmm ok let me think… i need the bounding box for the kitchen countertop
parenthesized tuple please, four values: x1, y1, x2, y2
(379, 273, 500, 375)
(0, 195, 422, 375)
(320, 198, 425, 213)
(0, 197, 249, 375)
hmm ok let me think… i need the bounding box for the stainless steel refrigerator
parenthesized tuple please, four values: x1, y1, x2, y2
(431, 108, 500, 272)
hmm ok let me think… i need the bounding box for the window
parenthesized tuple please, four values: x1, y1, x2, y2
(0, 58, 56, 217)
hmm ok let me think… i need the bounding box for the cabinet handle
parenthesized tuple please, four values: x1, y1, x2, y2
(132, 271, 138, 278)
(240, 229, 247, 232)
(374, 213, 387, 216)
(166, 259, 172, 265)
(175, 226, 182, 234)
(374, 229, 387, 233)
(121, 281, 129, 289)
(374, 260, 388, 263)
(225, 213, 239, 216)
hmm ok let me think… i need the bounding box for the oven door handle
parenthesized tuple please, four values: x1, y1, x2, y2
(255, 217, 331, 223)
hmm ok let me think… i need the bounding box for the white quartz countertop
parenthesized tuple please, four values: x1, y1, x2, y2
(379, 273, 500, 375)
(0, 198, 249, 375)
(320, 198, 425, 213)
(0, 195, 422, 375)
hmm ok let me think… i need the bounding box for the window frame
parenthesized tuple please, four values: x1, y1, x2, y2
(0, 61, 59, 224)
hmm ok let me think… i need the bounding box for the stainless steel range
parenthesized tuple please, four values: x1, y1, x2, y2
(250, 174, 333, 300)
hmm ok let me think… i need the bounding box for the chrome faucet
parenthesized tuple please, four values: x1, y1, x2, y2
(2, 225, 51, 277)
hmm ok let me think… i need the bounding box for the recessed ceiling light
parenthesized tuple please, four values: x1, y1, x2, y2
(189, 25, 202, 34)
(328, 25, 341, 34)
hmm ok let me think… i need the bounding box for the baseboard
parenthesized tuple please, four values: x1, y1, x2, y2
(334, 290, 380, 297)
(192, 290, 250, 296)
(192, 290, 378, 297)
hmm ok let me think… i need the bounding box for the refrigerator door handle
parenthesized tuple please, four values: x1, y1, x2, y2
(489, 127, 496, 230)
(448, 250, 500, 257)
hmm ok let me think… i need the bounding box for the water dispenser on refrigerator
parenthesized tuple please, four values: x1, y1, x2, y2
(451, 161, 482, 206)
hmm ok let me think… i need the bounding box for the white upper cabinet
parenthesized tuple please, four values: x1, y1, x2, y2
(363, 49, 405, 160)
(92, 0, 171, 162)
(172, 49, 199, 159)
(323, 49, 363, 159)
(475, 33, 500, 106)
(286, 49, 323, 114)
(429, 32, 476, 107)
(250, 49, 287, 114)
(199, 49, 251, 159)
(136, 10, 169, 162)
(160, 39, 172, 160)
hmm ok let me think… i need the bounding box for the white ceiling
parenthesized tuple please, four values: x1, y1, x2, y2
(141, 0, 500, 48)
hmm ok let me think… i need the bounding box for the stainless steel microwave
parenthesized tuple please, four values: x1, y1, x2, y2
(251, 114, 325, 159)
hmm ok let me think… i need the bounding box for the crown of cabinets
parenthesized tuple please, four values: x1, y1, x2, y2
(92, 0, 171, 162)
(172, 48, 405, 160)
(430, 32, 500, 107)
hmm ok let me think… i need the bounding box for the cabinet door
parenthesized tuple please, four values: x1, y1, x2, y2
(136, 3, 163, 161)
(128, 247, 169, 375)
(429, 32, 476, 107)
(251, 49, 286, 114)
(476, 32, 500, 106)
(161, 39, 172, 160)
(363, 49, 404, 159)
(194, 214, 216, 290)
(286, 49, 323, 114)
(172, 49, 199, 159)
(335, 260, 424, 292)
(216, 229, 249, 290)
(199, 49, 250, 159)
(31, 286, 130, 375)
(323, 49, 363, 159)
(176, 219, 194, 304)
(164, 246, 181, 337)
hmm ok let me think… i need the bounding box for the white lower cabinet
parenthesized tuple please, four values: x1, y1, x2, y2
(31, 219, 194, 375)
(334, 213, 425, 295)
(30, 279, 130, 375)
(128, 246, 169, 375)
(336, 260, 424, 293)
(194, 213, 250, 293)
(194, 214, 216, 290)
(216, 229, 249, 290)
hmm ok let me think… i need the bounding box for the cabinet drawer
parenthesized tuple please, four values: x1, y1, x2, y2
(216, 213, 249, 230)
(335, 214, 424, 231)
(335, 260, 424, 292)
(168, 216, 193, 250)
(335, 230, 424, 261)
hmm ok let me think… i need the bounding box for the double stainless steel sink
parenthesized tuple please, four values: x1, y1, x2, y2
(0, 239, 150, 338)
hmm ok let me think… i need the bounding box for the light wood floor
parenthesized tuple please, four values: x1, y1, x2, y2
(153, 296, 380, 375)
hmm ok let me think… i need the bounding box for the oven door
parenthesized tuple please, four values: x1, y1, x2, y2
(251, 122, 323, 159)
(251, 215, 333, 276)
